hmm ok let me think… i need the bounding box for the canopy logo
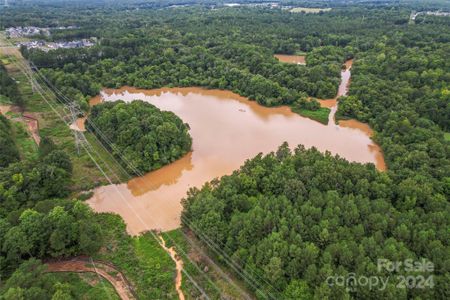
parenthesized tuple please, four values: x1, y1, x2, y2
(325, 258, 435, 291)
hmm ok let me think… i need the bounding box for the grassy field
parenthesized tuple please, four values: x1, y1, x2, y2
(292, 106, 330, 125)
(290, 7, 332, 13)
(12, 120, 39, 160)
(49, 272, 120, 299)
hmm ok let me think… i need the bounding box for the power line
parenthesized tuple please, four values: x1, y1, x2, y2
(32, 61, 281, 299)
(8, 53, 216, 299)
(33, 67, 280, 298)
(67, 102, 84, 155)
(33, 68, 257, 298)
(11, 47, 279, 299)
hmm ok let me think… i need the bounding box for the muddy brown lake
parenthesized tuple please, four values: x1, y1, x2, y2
(86, 86, 385, 235)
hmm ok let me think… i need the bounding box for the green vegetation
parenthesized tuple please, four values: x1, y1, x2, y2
(94, 214, 177, 299)
(0, 116, 173, 300)
(444, 132, 450, 141)
(292, 107, 330, 125)
(164, 229, 253, 300)
(50, 272, 120, 300)
(183, 143, 448, 299)
(0, 199, 103, 275)
(335, 95, 364, 121)
(0, 115, 20, 167)
(1, 51, 128, 190)
(179, 3, 449, 299)
(294, 50, 307, 56)
(290, 7, 332, 14)
(0, 63, 24, 107)
(14, 4, 367, 113)
(0, 29, 151, 300)
(0, 259, 119, 299)
(0, 138, 72, 215)
(11, 121, 39, 160)
(1, 1, 449, 299)
(0, 126, 104, 283)
(292, 97, 330, 124)
(0, 138, 176, 299)
(88, 100, 192, 174)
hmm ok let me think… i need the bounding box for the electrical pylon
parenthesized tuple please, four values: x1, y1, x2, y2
(67, 102, 84, 155)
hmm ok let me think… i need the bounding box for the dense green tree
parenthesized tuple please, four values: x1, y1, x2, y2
(0, 156, 72, 216)
(0, 202, 103, 275)
(182, 145, 449, 299)
(38, 136, 56, 158)
(2, 1, 449, 299)
(0, 64, 24, 108)
(0, 115, 20, 167)
(87, 100, 192, 174)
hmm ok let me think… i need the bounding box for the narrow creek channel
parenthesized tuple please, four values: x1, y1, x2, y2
(318, 58, 353, 124)
(158, 235, 185, 300)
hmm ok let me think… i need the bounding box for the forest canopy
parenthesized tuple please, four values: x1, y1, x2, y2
(0, 64, 24, 108)
(0, 132, 104, 282)
(0, 116, 20, 168)
(1, 1, 449, 299)
(87, 100, 192, 174)
(182, 144, 449, 299)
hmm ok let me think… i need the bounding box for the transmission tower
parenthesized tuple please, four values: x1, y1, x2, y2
(31, 77, 37, 93)
(67, 102, 85, 155)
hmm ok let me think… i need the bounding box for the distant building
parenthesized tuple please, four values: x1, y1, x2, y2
(18, 38, 96, 52)
(5, 25, 79, 38)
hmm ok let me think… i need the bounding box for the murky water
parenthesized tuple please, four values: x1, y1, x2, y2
(86, 85, 385, 234)
(159, 235, 185, 300)
(274, 54, 306, 65)
(318, 59, 353, 124)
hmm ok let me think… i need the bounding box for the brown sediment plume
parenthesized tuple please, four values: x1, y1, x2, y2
(158, 235, 185, 300)
(339, 119, 386, 171)
(70, 116, 86, 132)
(127, 152, 194, 197)
(317, 99, 336, 108)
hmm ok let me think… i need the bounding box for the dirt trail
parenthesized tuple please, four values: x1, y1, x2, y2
(46, 258, 136, 300)
(0, 104, 12, 115)
(158, 235, 185, 300)
(0, 105, 41, 145)
(23, 113, 40, 144)
(70, 116, 87, 131)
